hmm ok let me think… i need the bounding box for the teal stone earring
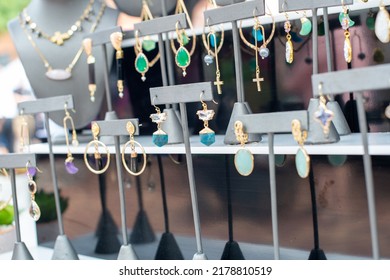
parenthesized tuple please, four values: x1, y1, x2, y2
(234, 121, 254, 176)
(299, 11, 312, 36)
(134, 30, 149, 81)
(150, 98, 168, 147)
(196, 92, 216, 146)
(292, 119, 310, 178)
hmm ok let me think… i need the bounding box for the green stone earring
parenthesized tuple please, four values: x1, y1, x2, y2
(299, 11, 312, 36)
(150, 98, 168, 147)
(174, 21, 191, 77)
(135, 30, 149, 82)
(234, 121, 254, 176)
(196, 92, 216, 146)
(291, 119, 310, 179)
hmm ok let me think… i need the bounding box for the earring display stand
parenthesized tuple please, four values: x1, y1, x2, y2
(134, 13, 187, 259)
(17, 95, 79, 260)
(204, 0, 265, 145)
(279, 0, 354, 144)
(0, 153, 36, 260)
(84, 26, 130, 254)
(92, 118, 140, 260)
(312, 63, 390, 260)
(150, 82, 214, 260)
(237, 110, 308, 260)
(134, 13, 187, 144)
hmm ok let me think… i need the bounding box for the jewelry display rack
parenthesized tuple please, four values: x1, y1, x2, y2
(237, 110, 308, 260)
(312, 63, 390, 260)
(149, 81, 214, 260)
(134, 13, 187, 144)
(133, 13, 188, 259)
(92, 118, 140, 260)
(17, 95, 79, 260)
(0, 153, 36, 260)
(204, 0, 265, 144)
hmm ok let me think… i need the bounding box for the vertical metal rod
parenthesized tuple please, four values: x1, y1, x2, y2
(312, 8, 318, 75)
(323, 7, 334, 101)
(356, 93, 380, 259)
(157, 155, 170, 233)
(225, 155, 234, 242)
(179, 102, 204, 254)
(160, 0, 175, 91)
(308, 163, 320, 250)
(135, 176, 144, 211)
(114, 135, 129, 245)
(10, 169, 22, 242)
(102, 44, 113, 112)
(231, 20, 245, 103)
(44, 112, 65, 235)
(158, 34, 170, 108)
(267, 133, 280, 260)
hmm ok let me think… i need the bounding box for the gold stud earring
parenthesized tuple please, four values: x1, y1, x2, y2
(110, 31, 125, 98)
(84, 122, 110, 174)
(82, 38, 96, 102)
(292, 119, 310, 178)
(121, 121, 147, 176)
(63, 103, 79, 174)
(234, 121, 254, 176)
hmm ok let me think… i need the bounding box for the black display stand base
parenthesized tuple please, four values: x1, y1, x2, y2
(308, 248, 327, 260)
(221, 240, 245, 260)
(94, 212, 121, 254)
(129, 210, 156, 244)
(154, 232, 184, 260)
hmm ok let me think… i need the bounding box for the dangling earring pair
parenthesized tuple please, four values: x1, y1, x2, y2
(63, 103, 79, 174)
(84, 122, 146, 176)
(239, 9, 275, 92)
(134, 0, 160, 81)
(171, 0, 196, 77)
(203, 19, 224, 94)
(196, 91, 217, 146)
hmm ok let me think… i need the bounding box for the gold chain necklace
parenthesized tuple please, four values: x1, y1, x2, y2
(21, 0, 95, 46)
(19, 2, 106, 81)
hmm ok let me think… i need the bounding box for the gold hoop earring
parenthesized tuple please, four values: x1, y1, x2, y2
(63, 103, 79, 174)
(202, 19, 224, 94)
(121, 121, 147, 176)
(110, 31, 124, 98)
(292, 119, 310, 178)
(84, 122, 110, 174)
(26, 161, 41, 221)
(82, 38, 96, 102)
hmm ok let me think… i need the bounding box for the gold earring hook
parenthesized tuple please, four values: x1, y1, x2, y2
(152, 96, 161, 113)
(200, 91, 218, 105)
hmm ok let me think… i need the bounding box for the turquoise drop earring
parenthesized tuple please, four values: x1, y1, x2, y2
(292, 119, 310, 178)
(234, 121, 254, 176)
(150, 98, 168, 147)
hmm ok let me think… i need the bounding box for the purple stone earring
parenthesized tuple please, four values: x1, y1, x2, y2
(63, 103, 79, 174)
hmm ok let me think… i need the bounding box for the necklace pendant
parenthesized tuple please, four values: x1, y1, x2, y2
(46, 69, 72, 80)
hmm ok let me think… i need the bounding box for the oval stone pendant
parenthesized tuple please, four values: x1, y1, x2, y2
(285, 40, 293, 64)
(175, 46, 191, 76)
(234, 148, 254, 176)
(29, 200, 41, 221)
(375, 6, 390, 43)
(344, 36, 352, 63)
(295, 147, 310, 178)
(45, 69, 71, 80)
(135, 52, 149, 81)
